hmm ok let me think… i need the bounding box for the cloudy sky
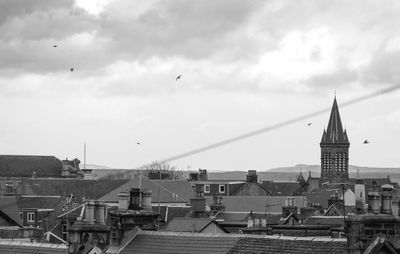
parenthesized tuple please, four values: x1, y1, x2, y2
(1, 0, 399, 171)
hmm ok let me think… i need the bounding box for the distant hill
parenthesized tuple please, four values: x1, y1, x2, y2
(87, 164, 400, 184)
(207, 164, 400, 183)
(268, 164, 400, 174)
(84, 164, 113, 170)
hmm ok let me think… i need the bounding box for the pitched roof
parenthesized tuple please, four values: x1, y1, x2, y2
(164, 218, 226, 233)
(16, 196, 61, 210)
(99, 176, 188, 203)
(321, 97, 349, 144)
(21, 178, 129, 200)
(305, 190, 334, 208)
(0, 240, 67, 253)
(205, 196, 307, 214)
(150, 180, 195, 203)
(214, 212, 281, 225)
(229, 236, 346, 254)
(261, 181, 303, 196)
(0, 155, 63, 177)
(364, 235, 400, 254)
(116, 230, 347, 254)
(231, 182, 267, 196)
(0, 196, 23, 227)
(165, 206, 191, 222)
(119, 231, 239, 254)
(304, 216, 345, 227)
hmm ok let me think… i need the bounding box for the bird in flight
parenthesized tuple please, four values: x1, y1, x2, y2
(136, 142, 141, 145)
(363, 140, 370, 144)
(70, 68, 74, 72)
(307, 123, 312, 126)
(53, 45, 58, 48)
(176, 75, 182, 81)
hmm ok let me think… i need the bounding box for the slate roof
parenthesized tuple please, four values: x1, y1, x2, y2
(214, 212, 282, 225)
(0, 240, 67, 253)
(0, 197, 23, 227)
(205, 196, 307, 214)
(304, 190, 333, 208)
(119, 231, 239, 254)
(99, 176, 188, 204)
(16, 196, 61, 210)
(164, 218, 226, 233)
(0, 155, 63, 177)
(117, 230, 347, 254)
(21, 178, 129, 200)
(229, 236, 347, 254)
(261, 181, 303, 196)
(304, 216, 345, 227)
(231, 182, 267, 196)
(321, 97, 349, 144)
(150, 180, 195, 203)
(165, 206, 191, 222)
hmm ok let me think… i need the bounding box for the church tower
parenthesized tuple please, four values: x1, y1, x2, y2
(320, 97, 350, 184)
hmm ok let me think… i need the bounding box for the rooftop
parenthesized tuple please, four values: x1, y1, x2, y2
(115, 230, 347, 254)
(0, 155, 63, 177)
(0, 240, 67, 253)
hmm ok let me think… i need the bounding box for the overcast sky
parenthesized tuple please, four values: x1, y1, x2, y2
(0, 0, 399, 171)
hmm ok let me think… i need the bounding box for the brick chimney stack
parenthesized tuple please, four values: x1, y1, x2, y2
(367, 190, 380, 214)
(380, 184, 393, 214)
(190, 185, 207, 218)
(210, 196, 225, 213)
(246, 170, 257, 183)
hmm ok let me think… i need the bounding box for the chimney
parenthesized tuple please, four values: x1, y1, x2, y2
(141, 189, 153, 213)
(85, 200, 96, 224)
(94, 201, 105, 225)
(190, 185, 206, 218)
(129, 188, 142, 210)
(328, 192, 344, 214)
(355, 179, 366, 214)
(381, 184, 393, 214)
(118, 192, 130, 210)
(247, 211, 254, 228)
(199, 169, 208, 181)
(367, 190, 381, 214)
(246, 170, 257, 183)
(282, 197, 298, 217)
(210, 196, 225, 212)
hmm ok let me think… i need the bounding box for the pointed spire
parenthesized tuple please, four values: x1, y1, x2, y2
(321, 97, 349, 144)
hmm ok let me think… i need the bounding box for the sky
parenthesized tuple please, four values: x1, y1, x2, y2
(0, 0, 399, 172)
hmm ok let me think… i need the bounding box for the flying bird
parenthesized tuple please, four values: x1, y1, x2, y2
(53, 45, 57, 48)
(363, 140, 370, 144)
(70, 68, 74, 72)
(136, 142, 141, 145)
(307, 123, 312, 126)
(176, 75, 182, 81)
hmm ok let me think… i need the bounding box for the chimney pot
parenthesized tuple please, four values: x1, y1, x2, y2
(380, 184, 393, 214)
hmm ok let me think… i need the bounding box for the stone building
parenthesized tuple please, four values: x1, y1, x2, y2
(320, 97, 350, 185)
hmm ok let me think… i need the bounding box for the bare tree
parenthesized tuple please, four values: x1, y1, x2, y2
(142, 161, 183, 180)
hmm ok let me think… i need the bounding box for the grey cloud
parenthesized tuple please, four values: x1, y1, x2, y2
(0, 0, 73, 24)
(0, 0, 265, 75)
(305, 68, 359, 89)
(361, 49, 400, 86)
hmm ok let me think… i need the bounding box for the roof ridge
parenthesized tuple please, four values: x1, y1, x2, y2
(138, 230, 348, 241)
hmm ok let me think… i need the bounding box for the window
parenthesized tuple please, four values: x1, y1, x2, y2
(204, 185, 210, 193)
(19, 212, 23, 222)
(27, 212, 35, 222)
(219, 185, 225, 193)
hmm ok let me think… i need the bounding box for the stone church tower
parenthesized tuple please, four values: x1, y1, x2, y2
(320, 97, 350, 184)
